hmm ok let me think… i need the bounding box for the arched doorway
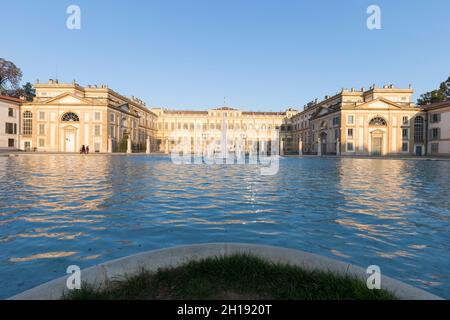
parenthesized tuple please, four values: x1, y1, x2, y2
(369, 117, 387, 156)
(61, 112, 80, 152)
(370, 130, 384, 156)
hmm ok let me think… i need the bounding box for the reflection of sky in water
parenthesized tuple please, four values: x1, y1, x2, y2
(0, 155, 449, 298)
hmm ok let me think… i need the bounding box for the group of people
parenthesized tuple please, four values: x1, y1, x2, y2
(80, 145, 90, 154)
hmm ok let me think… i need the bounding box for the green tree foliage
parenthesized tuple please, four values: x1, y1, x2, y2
(417, 76, 450, 105)
(15, 82, 36, 101)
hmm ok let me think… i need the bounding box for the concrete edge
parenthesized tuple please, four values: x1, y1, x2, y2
(8, 243, 443, 300)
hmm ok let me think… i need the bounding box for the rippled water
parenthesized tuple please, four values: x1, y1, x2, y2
(0, 155, 449, 298)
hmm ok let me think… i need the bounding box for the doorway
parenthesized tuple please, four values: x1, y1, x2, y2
(415, 146, 423, 156)
(372, 137, 383, 156)
(65, 130, 76, 152)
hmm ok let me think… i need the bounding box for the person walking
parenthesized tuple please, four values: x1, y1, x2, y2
(81, 145, 86, 154)
(86, 146, 90, 154)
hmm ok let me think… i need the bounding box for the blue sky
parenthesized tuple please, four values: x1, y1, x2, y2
(1, 0, 449, 110)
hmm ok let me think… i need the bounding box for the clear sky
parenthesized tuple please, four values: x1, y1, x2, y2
(1, 0, 449, 111)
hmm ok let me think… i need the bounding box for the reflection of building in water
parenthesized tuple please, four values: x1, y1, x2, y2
(336, 158, 411, 219)
(18, 155, 113, 212)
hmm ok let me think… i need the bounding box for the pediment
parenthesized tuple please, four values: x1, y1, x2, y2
(119, 103, 130, 112)
(43, 93, 91, 105)
(355, 98, 402, 110)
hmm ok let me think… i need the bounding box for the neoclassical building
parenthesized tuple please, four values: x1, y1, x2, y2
(289, 85, 427, 156)
(0, 95, 22, 151)
(20, 80, 158, 153)
(424, 101, 450, 156)
(15, 80, 449, 157)
(150, 107, 298, 154)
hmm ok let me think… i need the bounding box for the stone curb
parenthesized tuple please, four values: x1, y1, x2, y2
(9, 243, 443, 300)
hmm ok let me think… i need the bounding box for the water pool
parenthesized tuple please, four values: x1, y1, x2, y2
(0, 155, 449, 298)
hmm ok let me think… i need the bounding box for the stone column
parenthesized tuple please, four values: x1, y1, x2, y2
(280, 139, 284, 156)
(165, 138, 169, 154)
(336, 139, 340, 156)
(107, 138, 112, 153)
(317, 138, 322, 157)
(146, 136, 151, 154)
(298, 140, 303, 156)
(127, 138, 132, 154)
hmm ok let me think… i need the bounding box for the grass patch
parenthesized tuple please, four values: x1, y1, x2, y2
(63, 254, 396, 300)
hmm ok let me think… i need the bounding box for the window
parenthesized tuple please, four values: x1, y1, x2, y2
(369, 117, 387, 126)
(94, 112, 101, 121)
(347, 142, 354, 152)
(61, 112, 80, 122)
(431, 143, 439, 154)
(347, 128, 353, 139)
(335, 129, 340, 139)
(23, 111, 33, 135)
(110, 114, 115, 122)
(8, 108, 14, 117)
(39, 111, 45, 120)
(414, 116, 424, 142)
(431, 114, 441, 123)
(333, 117, 340, 126)
(402, 142, 409, 152)
(402, 116, 409, 125)
(402, 128, 409, 140)
(430, 128, 440, 140)
(5, 123, 16, 134)
(39, 124, 45, 135)
(94, 125, 101, 137)
(347, 115, 354, 124)
(8, 139, 15, 147)
(39, 138, 45, 147)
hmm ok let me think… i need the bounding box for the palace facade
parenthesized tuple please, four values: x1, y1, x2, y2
(20, 80, 158, 153)
(150, 107, 298, 154)
(289, 85, 427, 156)
(424, 101, 450, 156)
(0, 95, 22, 151)
(11, 80, 449, 157)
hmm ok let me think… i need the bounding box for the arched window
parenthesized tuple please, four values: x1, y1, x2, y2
(369, 117, 387, 126)
(61, 112, 80, 122)
(414, 116, 424, 142)
(23, 111, 33, 135)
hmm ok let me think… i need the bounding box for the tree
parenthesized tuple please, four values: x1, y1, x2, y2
(417, 76, 450, 105)
(15, 82, 36, 101)
(0, 58, 23, 95)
